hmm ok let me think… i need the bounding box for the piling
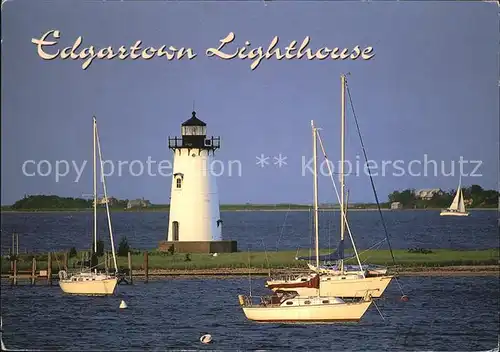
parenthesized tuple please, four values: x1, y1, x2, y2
(47, 252, 52, 286)
(127, 251, 133, 284)
(12, 259, 17, 286)
(31, 257, 36, 285)
(144, 251, 149, 283)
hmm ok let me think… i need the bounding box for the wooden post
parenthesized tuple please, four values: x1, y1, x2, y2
(31, 257, 36, 285)
(47, 252, 52, 286)
(127, 251, 133, 284)
(144, 251, 149, 283)
(16, 233, 19, 255)
(12, 259, 17, 286)
(63, 251, 68, 271)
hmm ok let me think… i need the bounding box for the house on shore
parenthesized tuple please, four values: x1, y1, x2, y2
(415, 189, 443, 200)
(390, 201, 403, 210)
(127, 198, 151, 209)
(93, 196, 118, 207)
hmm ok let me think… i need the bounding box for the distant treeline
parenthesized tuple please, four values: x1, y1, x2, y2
(389, 185, 499, 209)
(1, 186, 498, 211)
(8, 195, 128, 210)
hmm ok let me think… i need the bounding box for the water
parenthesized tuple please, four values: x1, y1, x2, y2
(1, 210, 498, 253)
(1, 211, 499, 350)
(1, 276, 499, 351)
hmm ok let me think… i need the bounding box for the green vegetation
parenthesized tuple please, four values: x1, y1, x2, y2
(11, 195, 93, 210)
(117, 237, 130, 257)
(1, 248, 498, 273)
(389, 185, 499, 209)
(1, 187, 498, 212)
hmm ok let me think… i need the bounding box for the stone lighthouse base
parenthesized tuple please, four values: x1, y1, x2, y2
(158, 240, 238, 254)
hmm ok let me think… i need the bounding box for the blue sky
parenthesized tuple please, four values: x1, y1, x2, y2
(1, 0, 498, 205)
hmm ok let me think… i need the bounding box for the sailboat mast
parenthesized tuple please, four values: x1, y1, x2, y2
(311, 120, 320, 268)
(95, 121, 119, 273)
(93, 117, 97, 254)
(340, 74, 346, 274)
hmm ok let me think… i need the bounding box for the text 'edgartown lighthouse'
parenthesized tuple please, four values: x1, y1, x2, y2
(159, 111, 237, 253)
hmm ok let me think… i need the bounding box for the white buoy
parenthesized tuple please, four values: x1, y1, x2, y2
(200, 334, 212, 344)
(119, 300, 128, 309)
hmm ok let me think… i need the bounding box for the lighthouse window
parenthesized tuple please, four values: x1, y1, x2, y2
(176, 178, 182, 189)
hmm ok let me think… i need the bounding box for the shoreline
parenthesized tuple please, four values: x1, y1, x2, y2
(132, 265, 500, 277)
(1, 207, 498, 214)
(2, 266, 498, 280)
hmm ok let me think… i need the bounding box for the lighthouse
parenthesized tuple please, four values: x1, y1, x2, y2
(160, 111, 237, 253)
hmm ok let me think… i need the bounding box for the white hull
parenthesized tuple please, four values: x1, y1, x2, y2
(440, 210, 469, 217)
(59, 275, 117, 296)
(267, 275, 393, 298)
(307, 263, 387, 276)
(240, 296, 372, 322)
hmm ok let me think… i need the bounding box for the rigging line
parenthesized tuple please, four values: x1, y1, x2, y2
(345, 80, 406, 296)
(356, 238, 387, 257)
(316, 131, 364, 275)
(95, 121, 118, 273)
(261, 239, 271, 276)
(372, 300, 385, 321)
(344, 81, 397, 267)
(275, 206, 290, 251)
(247, 247, 252, 297)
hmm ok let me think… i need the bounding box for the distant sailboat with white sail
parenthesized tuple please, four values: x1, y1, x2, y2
(440, 176, 469, 217)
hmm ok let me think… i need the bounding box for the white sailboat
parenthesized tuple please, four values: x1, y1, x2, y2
(306, 190, 388, 276)
(238, 119, 374, 323)
(440, 176, 469, 216)
(238, 292, 373, 323)
(59, 117, 119, 296)
(265, 74, 393, 299)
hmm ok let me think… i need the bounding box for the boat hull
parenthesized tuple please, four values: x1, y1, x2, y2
(307, 263, 387, 276)
(241, 300, 372, 322)
(267, 275, 393, 298)
(440, 211, 469, 217)
(59, 277, 117, 296)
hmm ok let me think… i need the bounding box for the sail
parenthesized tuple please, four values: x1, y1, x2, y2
(458, 188, 466, 213)
(296, 240, 355, 262)
(449, 188, 461, 210)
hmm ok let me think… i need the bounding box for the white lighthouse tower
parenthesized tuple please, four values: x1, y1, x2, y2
(166, 111, 223, 244)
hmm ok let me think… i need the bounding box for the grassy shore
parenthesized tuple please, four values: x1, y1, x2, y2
(2, 249, 498, 275)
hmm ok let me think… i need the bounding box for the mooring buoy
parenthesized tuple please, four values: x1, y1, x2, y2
(200, 334, 212, 344)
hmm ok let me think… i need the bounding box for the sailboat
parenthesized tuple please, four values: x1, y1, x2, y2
(306, 191, 388, 276)
(265, 74, 393, 299)
(440, 176, 469, 216)
(237, 119, 373, 323)
(59, 117, 119, 295)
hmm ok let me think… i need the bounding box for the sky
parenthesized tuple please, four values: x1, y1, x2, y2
(1, 0, 498, 205)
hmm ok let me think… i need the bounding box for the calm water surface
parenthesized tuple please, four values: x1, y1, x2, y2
(0, 210, 498, 253)
(1, 210, 498, 350)
(1, 276, 499, 351)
